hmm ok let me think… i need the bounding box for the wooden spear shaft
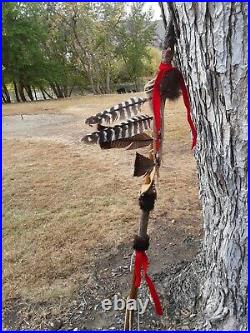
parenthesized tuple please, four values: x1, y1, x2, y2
(124, 209, 150, 330)
(123, 93, 156, 331)
(123, 102, 164, 330)
(124, 166, 153, 330)
(123, 19, 175, 330)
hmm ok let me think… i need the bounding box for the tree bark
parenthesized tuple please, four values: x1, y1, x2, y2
(50, 82, 65, 98)
(55, 82, 64, 98)
(43, 89, 54, 100)
(33, 86, 38, 101)
(49, 82, 57, 97)
(106, 71, 111, 93)
(63, 85, 68, 98)
(69, 85, 74, 97)
(18, 82, 27, 102)
(2, 94, 7, 103)
(162, 3, 247, 330)
(13, 81, 20, 103)
(24, 85, 34, 101)
(40, 88, 47, 100)
(2, 84, 11, 103)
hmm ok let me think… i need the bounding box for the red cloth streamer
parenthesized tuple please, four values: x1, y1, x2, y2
(179, 76, 197, 149)
(134, 250, 163, 316)
(152, 63, 173, 152)
(152, 62, 197, 151)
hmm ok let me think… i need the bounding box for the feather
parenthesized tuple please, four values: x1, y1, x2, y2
(82, 115, 153, 145)
(133, 152, 155, 177)
(99, 132, 153, 150)
(144, 78, 155, 96)
(85, 97, 149, 126)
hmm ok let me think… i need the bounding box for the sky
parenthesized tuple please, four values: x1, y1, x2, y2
(143, 2, 162, 20)
(126, 2, 163, 21)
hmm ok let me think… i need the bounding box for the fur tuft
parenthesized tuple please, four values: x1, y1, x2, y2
(160, 68, 182, 101)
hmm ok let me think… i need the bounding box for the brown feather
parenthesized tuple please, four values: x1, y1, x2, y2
(99, 133, 153, 150)
(82, 115, 153, 145)
(133, 152, 155, 177)
(85, 97, 148, 126)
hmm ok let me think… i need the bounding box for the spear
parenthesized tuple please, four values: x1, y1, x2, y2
(82, 15, 197, 331)
(123, 17, 190, 330)
(123, 151, 156, 330)
(123, 105, 162, 331)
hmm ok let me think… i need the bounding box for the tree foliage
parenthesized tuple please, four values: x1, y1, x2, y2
(117, 2, 156, 90)
(2, 2, 156, 102)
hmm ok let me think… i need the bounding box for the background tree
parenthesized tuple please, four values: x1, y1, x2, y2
(2, 2, 79, 101)
(61, 2, 126, 94)
(117, 2, 156, 91)
(2, 2, 48, 102)
(41, 2, 83, 98)
(2, 2, 158, 102)
(161, 3, 247, 330)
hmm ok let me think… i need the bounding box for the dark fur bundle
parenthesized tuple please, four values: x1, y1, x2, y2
(160, 68, 183, 101)
(133, 234, 150, 251)
(138, 190, 157, 211)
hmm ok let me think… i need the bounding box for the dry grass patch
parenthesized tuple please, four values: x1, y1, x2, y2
(2, 93, 145, 117)
(2, 139, 141, 302)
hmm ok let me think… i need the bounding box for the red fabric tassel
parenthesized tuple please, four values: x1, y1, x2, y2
(134, 250, 163, 316)
(179, 77, 197, 149)
(152, 62, 197, 151)
(152, 63, 173, 152)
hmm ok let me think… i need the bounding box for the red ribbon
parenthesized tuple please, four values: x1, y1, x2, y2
(179, 76, 197, 149)
(152, 63, 173, 152)
(134, 250, 163, 316)
(152, 62, 197, 152)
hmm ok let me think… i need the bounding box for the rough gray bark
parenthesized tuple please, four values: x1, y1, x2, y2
(162, 3, 248, 330)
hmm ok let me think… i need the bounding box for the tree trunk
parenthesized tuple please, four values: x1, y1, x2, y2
(49, 82, 59, 98)
(24, 85, 34, 101)
(18, 82, 27, 102)
(13, 81, 20, 103)
(162, 3, 247, 330)
(134, 79, 139, 92)
(2, 84, 11, 103)
(63, 85, 68, 98)
(50, 82, 64, 98)
(69, 85, 74, 97)
(43, 89, 54, 100)
(106, 70, 111, 94)
(55, 83, 64, 98)
(33, 86, 38, 101)
(40, 88, 47, 100)
(2, 94, 7, 103)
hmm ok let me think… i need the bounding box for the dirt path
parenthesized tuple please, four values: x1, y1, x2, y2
(2, 114, 79, 143)
(2, 93, 146, 143)
(3, 96, 202, 330)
